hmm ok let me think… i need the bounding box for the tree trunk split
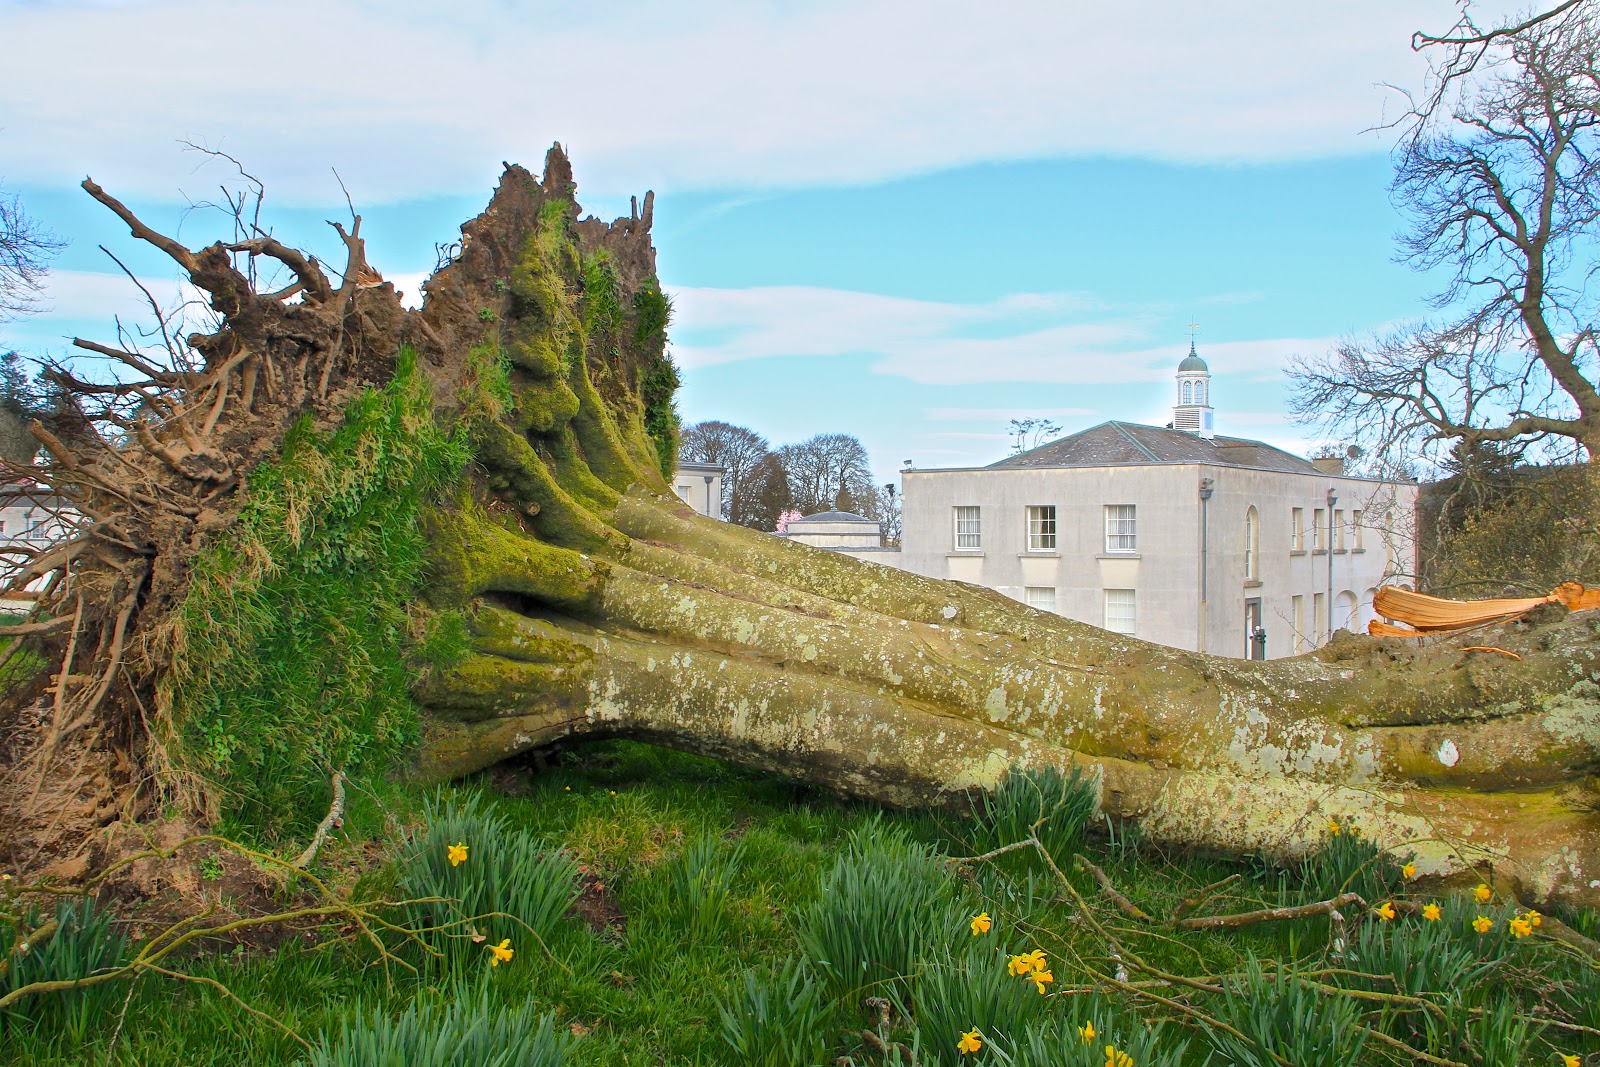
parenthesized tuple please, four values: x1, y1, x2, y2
(7, 147, 1598, 908)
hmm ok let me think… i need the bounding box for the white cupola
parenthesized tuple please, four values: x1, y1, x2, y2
(1173, 341, 1214, 439)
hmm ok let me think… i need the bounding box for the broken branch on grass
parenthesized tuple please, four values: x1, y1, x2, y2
(291, 770, 346, 870)
(1074, 855, 1155, 923)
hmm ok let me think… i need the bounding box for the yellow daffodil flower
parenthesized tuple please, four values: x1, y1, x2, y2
(447, 842, 468, 867)
(1104, 1045, 1133, 1067)
(1008, 953, 1033, 976)
(1375, 901, 1396, 921)
(1079, 1020, 1096, 1043)
(1327, 819, 1340, 836)
(1350, 826, 1362, 839)
(1474, 883, 1492, 903)
(1402, 862, 1416, 879)
(970, 912, 992, 936)
(488, 938, 514, 966)
(1023, 949, 1048, 973)
(1509, 916, 1533, 939)
(1422, 903, 1441, 921)
(958, 1029, 983, 1055)
(1032, 969, 1054, 994)
(1526, 909, 1542, 927)
(1562, 1054, 1580, 1067)
(1473, 915, 1493, 933)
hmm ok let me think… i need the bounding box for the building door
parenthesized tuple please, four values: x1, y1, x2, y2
(1245, 598, 1265, 661)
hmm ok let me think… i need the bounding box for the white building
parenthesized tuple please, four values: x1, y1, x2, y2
(0, 480, 78, 613)
(673, 461, 725, 520)
(895, 346, 1416, 659)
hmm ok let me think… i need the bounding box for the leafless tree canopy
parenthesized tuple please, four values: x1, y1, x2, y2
(1290, 1, 1600, 468)
(679, 419, 775, 524)
(0, 183, 64, 323)
(778, 432, 877, 516)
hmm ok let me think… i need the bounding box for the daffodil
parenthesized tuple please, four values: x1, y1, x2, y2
(1375, 901, 1396, 921)
(1474, 882, 1492, 903)
(1327, 818, 1340, 836)
(1079, 1020, 1096, 1043)
(1473, 915, 1493, 934)
(1008, 953, 1033, 976)
(488, 938, 514, 966)
(447, 842, 468, 867)
(1526, 909, 1542, 928)
(1104, 1045, 1133, 1067)
(1022, 949, 1048, 973)
(1562, 1054, 1580, 1067)
(1032, 969, 1054, 994)
(958, 1029, 983, 1055)
(1509, 916, 1533, 939)
(1422, 903, 1441, 921)
(1402, 861, 1416, 879)
(969, 912, 992, 936)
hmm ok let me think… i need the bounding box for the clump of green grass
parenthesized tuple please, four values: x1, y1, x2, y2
(796, 818, 966, 1009)
(397, 793, 581, 973)
(297, 984, 570, 1067)
(967, 764, 1096, 867)
(1207, 955, 1368, 1067)
(163, 347, 469, 840)
(1297, 819, 1411, 903)
(0, 895, 129, 1044)
(715, 956, 830, 1067)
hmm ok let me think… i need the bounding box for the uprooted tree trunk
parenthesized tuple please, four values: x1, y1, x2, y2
(3, 148, 1597, 907)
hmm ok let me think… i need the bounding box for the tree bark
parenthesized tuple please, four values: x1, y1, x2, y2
(11, 148, 1600, 908)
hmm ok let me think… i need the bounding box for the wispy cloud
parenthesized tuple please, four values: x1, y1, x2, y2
(0, 0, 1503, 203)
(927, 407, 1096, 422)
(669, 283, 1335, 386)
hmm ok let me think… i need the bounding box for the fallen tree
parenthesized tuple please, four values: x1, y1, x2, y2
(2, 148, 1597, 907)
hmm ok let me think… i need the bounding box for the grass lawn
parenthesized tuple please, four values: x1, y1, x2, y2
(2, 741, 1597, 1066)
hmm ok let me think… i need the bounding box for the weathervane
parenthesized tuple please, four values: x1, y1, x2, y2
(1188, 321, 1200, 340)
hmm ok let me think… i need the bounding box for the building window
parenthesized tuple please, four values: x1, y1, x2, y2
(1314, 591, 1327, 643)
(1104, 589, 1136, 635)
(1352, 509, 1363, 549)
(1104, 504, 1137, 552)
(1182, 381, 1193, 404)
(1026, 505, 1057, 551)
(1025, 586, 1056, 612)
(1196, 381, 1205, 405)
(1291, 507, 1304, 551)
(1334, 509, 1346, 550)
(1291, 594, 1306, 653)
(954, 506, 982, 550)
(1244, 505, 1259, 580)
(1313, 508, 1326, 550)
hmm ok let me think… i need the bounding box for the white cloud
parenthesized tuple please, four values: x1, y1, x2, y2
(0, 0, 1522, 204)
(669, 282, 1334, 386)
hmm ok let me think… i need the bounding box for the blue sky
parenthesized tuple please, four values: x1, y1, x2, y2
(0, 0, 1516, 484)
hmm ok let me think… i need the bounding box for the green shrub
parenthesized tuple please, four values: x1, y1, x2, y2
(165, 347, 469, 838)
(714, 956, 829, 1067)
(398, 794, 581, 972)
(796, 819, 965, 1007)
(1344, 906, 1484, 1000)
(1206, 956, 1367, 1067)
(969, 765, 1096, 866)
(299, 985, 571, 1067)
(0, 895, 129, 1043)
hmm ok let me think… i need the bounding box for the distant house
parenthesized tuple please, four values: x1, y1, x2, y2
(673, 461, 725, 520)
(780, 509, 897, 563)
(0, 479, 79, 613)
(892, 345, 1416, 659)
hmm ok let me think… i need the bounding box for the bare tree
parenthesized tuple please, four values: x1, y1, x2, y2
(1009, 417, 1062, 454)
(778, 432, 875, 515)
(1290, 3, 1600, 467)
(679, 420, 773, 526)
(0, 183, 63, 323)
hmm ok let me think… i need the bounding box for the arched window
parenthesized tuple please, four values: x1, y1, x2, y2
(1182, 381, 1192, 404)
(1244, 505, 1259, 581)
(1196, 381, 1206, 405)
